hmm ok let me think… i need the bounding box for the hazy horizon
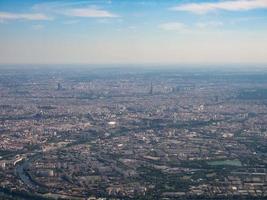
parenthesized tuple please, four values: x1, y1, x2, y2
(1, 0, 267, 65)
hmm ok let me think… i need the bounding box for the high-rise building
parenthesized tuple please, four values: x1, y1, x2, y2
(149, 82, 153, 95)
(57, 83, 62, 91)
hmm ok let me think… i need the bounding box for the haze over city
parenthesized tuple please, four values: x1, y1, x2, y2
(1, 1, 267, 200)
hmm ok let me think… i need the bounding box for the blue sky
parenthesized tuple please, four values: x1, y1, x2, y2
(0, 0, 267, 65)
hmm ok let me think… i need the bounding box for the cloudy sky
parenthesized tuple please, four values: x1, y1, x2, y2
(0, 0, 267, 65)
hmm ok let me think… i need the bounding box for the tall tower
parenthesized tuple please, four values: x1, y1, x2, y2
(57, 82, 62, 91)
(149, 82, 153, 95)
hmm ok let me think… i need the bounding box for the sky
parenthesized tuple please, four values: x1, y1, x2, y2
(0, 0, 267, 65)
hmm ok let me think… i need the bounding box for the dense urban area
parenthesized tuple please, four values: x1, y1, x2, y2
(0, 66, 266, 200)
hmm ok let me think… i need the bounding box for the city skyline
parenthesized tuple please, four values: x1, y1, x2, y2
(0, 0, 267, 65)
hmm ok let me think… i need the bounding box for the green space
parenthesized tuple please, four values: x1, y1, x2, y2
(207, 159, 242, 167)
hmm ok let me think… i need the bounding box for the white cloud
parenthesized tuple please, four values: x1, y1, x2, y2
(63, 20, 80, 25)
(172, 0, 267, 14)
(229, 16, 265, 24)
(32, 24, 45, 30)
(33, 2, 119, 19)
(159, 22, 186, 31)
(196, 21, 223, 29)
(64, 7, 118, 18)
(0, 12, 52, 21)
(32, 1, 98, 11)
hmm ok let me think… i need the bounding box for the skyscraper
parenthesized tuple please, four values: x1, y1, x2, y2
(57, 83, 62, 91)
(149, 82, 153, 95)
